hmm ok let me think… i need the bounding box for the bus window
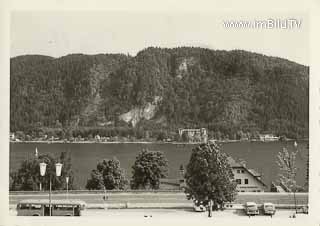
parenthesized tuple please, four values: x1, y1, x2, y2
(54, 204, 73, 211)
(30, 204, 42, 209)
(19, 204, 30, 209)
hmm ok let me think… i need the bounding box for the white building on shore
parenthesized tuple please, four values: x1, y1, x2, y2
(228, 157, 267, 192)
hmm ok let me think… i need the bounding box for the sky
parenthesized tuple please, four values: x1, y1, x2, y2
(11, 11, 309, 65)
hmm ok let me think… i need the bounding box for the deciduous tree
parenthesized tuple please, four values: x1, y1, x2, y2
(131, 149, 168, 189)
(10, 151, 74, 191)
(276, 147, 299, 191)
(86, 157, 128, 190)
(184, 142, 237, 209)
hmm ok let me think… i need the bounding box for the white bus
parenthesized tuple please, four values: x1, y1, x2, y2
(17, 199, 86, 216)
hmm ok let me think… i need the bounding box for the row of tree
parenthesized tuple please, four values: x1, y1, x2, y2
(85, 149, 168, 190)
(9, 149, 169, 191)
(9, 142, 239, 211)
(12, 126, 178, 142)
(10, 142, 308, 212)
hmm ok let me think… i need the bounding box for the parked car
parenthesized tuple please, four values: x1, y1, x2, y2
(193, 200, 206, 212)
(297, 205, 308, 214)
(245, 202, 259, 216)
(262, 203, 276, 215)
(302, 205, 308, 214)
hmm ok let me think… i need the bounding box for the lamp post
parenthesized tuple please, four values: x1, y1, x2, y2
(293, 188, 297, 214)
(39, 159, 63, 216)
(293, 142, 298, 214)
(208, 199, 213, 218)
(66, 176, 69, 200)
(103, 185, 108, 210)
(179, 164, 185, 189)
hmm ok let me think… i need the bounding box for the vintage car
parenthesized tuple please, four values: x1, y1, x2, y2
(245, 202, 259, 216)
(302, 205, 308, 214)
(193, 200, 206, 212)
(262, 202, 276, 215)
(297, 205, 308, 214)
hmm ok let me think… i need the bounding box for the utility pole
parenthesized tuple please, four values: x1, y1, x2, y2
(208, 199, 213, 217)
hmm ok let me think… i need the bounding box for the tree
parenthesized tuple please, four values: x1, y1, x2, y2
(304, 144, 309, 192)
(276, 147, 300, 191)
(131, 149, 168, 189)
(184, 142, 237, 210)
(85, 169, 105, 190)
(10, 151, 74, 191)
(86, 157, 128, 190)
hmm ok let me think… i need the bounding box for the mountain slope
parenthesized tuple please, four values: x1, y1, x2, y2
(10, 47, 309, 139)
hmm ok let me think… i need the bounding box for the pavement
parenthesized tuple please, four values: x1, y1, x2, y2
(3, 192, 312, 226)
(4, 209, 313, 226)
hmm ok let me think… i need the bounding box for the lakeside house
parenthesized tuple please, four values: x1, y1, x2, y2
(162, 156, 266, 192)
(228, 156, 267, 192)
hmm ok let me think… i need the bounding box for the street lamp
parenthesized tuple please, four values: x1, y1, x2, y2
(103, 186, 108, 210)
(39, 159, 63, 216)
(66, 176, 69, 200)
(293, 187, 297, 214)
(179, 164, 186, 189)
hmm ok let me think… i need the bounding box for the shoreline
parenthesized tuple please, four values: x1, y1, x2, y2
(9, 138, 307, 145)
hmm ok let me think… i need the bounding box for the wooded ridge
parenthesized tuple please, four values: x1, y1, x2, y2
(10, 47, 309, 140)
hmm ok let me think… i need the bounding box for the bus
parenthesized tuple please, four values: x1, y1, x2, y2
(17, 199, 86, 216)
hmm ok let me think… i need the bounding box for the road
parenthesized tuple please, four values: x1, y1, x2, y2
(9, 192, 308, 208)
(10, 192, 192, 209)
(5, 209, 313, 226)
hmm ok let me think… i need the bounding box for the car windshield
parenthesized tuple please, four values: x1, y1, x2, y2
(264, 205, 273, 208)
(247, 204, 257, 209)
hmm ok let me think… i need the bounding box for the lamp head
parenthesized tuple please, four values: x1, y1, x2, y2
(39, 162, 47, 176)
(55, 163, 63, 176)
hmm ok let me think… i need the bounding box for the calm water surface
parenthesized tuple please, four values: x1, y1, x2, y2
(10, 141, 308, 190)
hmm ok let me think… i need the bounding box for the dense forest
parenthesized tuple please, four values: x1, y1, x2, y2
(10, 47, 309, 141)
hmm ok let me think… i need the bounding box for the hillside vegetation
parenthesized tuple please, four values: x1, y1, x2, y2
(10, 47, 309, 140)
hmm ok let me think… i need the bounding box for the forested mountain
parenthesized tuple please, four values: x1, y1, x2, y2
(10, 47, 309, 140)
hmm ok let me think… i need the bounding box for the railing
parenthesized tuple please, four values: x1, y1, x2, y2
(9, 189, 185, 195)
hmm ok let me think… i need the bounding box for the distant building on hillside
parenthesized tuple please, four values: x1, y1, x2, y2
(178, 128, 208, 143)
(228, 157, 267, 192)
(259, 134, 280, 142)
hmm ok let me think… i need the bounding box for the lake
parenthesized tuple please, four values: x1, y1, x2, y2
(9, 141, 308, 190)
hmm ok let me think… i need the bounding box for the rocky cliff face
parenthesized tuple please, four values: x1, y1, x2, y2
(119, 96, 162, 127)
